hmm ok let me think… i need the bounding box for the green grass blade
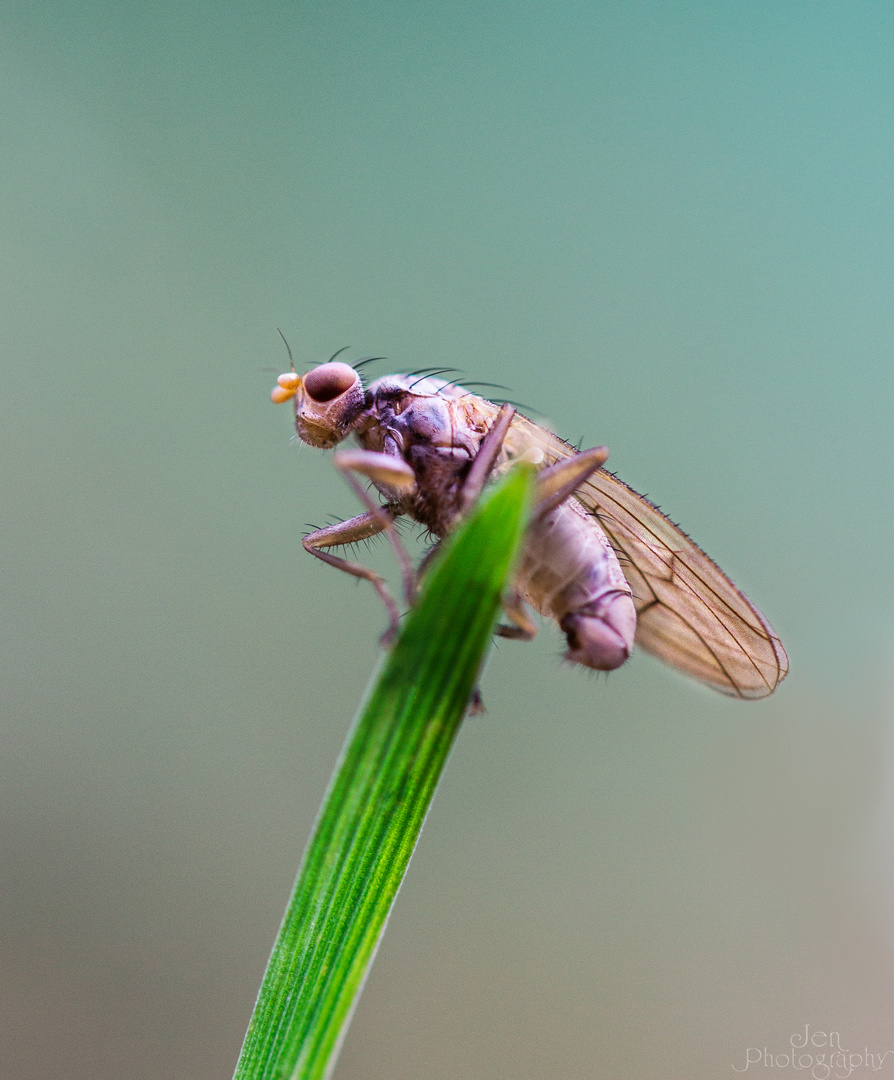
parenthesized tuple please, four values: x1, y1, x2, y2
(234, 465, 534, 1080)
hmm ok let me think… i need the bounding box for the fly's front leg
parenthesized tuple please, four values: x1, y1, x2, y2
(333, 448, 419, 608)
(303, 509, 406, 642)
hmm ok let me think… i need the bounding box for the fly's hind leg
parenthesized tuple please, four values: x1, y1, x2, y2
(481, 590, 538, 715)
(303, 509, 405, 642)
(496, 589, 538, 641)
(533, 446, 610, 519)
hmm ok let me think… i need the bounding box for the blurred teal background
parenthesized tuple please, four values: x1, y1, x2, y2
(2, 2, 894, 1077)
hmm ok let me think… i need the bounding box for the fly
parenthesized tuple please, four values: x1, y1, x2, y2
(271, 355, 788, 699)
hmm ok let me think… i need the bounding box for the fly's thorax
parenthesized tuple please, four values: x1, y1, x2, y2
(364, 373, 472, 400)
(356, 383, 496, 535)
(363, 384, 488, 453)
(292, 362, 366, 448)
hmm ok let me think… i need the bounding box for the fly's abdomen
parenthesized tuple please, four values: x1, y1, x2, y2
(516, 499, 637, 671)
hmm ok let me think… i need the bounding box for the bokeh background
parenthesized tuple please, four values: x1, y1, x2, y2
(3, 2, 894, 1077)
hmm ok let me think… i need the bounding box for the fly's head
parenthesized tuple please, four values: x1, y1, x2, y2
(271, 361, 365, 449)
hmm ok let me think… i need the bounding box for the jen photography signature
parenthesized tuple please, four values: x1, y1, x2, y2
(733, 1025, 894, 1078)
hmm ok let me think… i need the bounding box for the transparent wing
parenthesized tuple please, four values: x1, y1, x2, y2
(502, 411, 789, 699)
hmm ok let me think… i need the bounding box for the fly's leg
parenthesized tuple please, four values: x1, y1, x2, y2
(496, 590, 538, 641)
(533, 446, 610, 519)
(416, 539, 442, 581)
(460, 403, 516, 513)
(480, 590, 538, 715)
(333, 448, 419, 608)
(303, 509, 405, 641)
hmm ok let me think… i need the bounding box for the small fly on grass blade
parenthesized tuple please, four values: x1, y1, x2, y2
(271, 357, 788, 699)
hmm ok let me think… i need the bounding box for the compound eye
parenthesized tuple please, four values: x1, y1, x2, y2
(303, 362, 358, 403)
